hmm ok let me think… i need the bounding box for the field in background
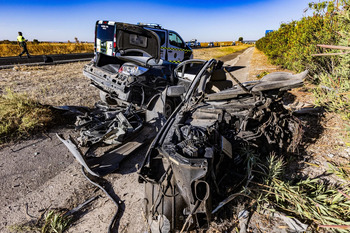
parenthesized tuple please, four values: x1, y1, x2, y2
(199, 41, 234, 47)
(0, 42, 94, 57)
(1, 42, 252, 59)
(193, 44, 253, 60)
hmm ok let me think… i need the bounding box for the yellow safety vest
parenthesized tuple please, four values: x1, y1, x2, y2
(17, 36, 25, 42)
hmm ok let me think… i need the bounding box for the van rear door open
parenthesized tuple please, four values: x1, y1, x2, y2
(95, 21, 116, 56)
(95, 21, 160, 61)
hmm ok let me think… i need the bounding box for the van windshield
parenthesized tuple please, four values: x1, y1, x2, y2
(96, 24, 115, 41)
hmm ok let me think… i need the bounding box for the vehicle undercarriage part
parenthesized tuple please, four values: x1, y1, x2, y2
(142, 98, 302, 231)
(75, 102, 143, 147)
(57, 102, 157, 177)
(139, 61, 307, 232)
(58, 126, 154, 177)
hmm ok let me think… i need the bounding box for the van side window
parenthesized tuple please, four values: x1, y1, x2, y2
(153, 30, 166, 45)
(169, 32, 184, 48)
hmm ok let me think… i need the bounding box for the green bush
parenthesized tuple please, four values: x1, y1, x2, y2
(256, 2, 339, 76)
(313, 1, 350, 119)
(256, 0, 350, 119)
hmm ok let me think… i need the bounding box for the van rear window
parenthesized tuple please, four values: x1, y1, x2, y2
(97, 24, 115, 41)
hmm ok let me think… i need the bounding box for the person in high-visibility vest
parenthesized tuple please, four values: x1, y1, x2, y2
(17, 32, 31, 58)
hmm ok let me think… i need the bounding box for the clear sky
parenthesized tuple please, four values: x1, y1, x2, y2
(0, 0, 312, 42)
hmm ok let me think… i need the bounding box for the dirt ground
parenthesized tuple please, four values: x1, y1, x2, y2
(0, 62, 99, 107)
(0, 62, 148, 233)
(0, 49, 349, 233)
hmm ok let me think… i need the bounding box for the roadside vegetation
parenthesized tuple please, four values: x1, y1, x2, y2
(0, 89, 56, 143)
(248, 154, 350, 232)
(250, 1, 350, 232)
(256, 1, 350, 120)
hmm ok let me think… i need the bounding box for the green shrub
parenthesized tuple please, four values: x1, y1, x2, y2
(313, 2, 350, 119)
(257, 0, 350, 119)
(256, 3, 339, 76)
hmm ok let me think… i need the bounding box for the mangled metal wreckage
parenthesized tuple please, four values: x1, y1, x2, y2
(57, 22, 308, 233)
(60, 61, 307, 232)
(138, 60, 307, 232)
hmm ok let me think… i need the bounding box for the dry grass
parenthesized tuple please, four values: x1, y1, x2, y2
(0, 89, 54, 143)
(251, 155, 350, 232)
(0, 42, 93, 57)
(193, 44, 253, 60)
(0, 62, 99, 107)
(0, 62, 100, 142)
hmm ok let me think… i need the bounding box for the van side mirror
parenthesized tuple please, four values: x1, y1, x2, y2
(167, 85, 186, 97)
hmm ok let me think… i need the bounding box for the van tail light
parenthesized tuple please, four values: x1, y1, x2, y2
(119, 64, 148, 76)
(94, 25, 97, 51)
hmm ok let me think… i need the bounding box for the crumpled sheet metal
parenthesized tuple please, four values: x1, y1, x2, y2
(75, 103, 143, 147)
(141, 75, 304, 232)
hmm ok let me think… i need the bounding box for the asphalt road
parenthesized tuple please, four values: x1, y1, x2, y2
(0, 53, 94, 68)
(224, 47, 255, 83)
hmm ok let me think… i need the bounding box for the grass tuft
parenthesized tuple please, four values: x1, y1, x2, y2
(8, 210, 72, 233)
(41, 211, 72, 233)
(0, 89, 55, 143)
(248, 154, 350, 232)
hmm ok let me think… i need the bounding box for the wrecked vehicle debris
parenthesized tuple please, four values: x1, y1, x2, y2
(57, 106, 156, 177)
(75, 103, 143, 146)
(57, 57, 205, 176)
(84, 22, 202, 117)
(58, 23, 307, 231)
(138, 59, 308, 232)
(66, 23, 205, 170)
(58, 59, 208, 177)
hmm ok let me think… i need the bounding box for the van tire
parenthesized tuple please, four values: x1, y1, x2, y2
(164, 98, 175, 118)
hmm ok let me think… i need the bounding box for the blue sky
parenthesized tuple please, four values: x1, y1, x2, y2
(0, 0, 312, 42)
